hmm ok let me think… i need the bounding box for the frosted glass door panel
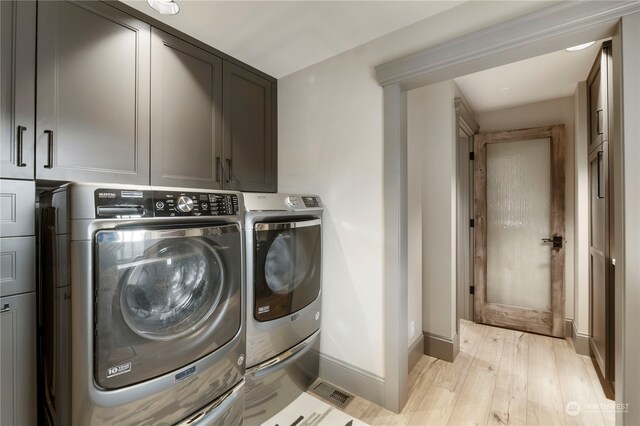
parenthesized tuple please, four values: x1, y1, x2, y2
(486, 138, 551, 311)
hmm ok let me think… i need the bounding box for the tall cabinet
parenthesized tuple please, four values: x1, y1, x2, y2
(0, 2, 37, 425)
(587, 40, 614, 395)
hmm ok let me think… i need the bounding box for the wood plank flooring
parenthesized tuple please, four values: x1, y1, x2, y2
(336, 320, 614, 425)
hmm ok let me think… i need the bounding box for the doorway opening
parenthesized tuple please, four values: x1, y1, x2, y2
(378, 3, 640, 421)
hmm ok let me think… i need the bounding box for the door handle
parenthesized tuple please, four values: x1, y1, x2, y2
(597, 150, 604, 199)
(216, 157, 222, 182)
(44, 130, 54, 168)
(16, 126, 27, 167)
(596, 109, 604, 135)
(541, 236, 563, 249)
(225, 158, 232, 183)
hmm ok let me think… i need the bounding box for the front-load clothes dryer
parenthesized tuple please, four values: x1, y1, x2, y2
(242, 193, 323, 425)
(38, 183, 246, 426)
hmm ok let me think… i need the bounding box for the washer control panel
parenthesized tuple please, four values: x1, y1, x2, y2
(153, 191, 239, 217)
(94, 188, 239, 218)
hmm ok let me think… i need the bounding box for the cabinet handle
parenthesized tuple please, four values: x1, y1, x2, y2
(596, 109, 604, 135)
(16, 126, 27, 167)
(44, 130, 54, 168)
(597, 150, 604, 199)
(226, 159, 232, 183)
(0, 303, 10, 314)
(216, 157, 222, 182)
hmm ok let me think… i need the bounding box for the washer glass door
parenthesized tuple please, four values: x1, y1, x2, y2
(94, 224, 242, 389)
(254, 219, 321, 321)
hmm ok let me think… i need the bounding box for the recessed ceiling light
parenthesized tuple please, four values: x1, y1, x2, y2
(147, 0, 179, 15)
(565, 41, 596, 52)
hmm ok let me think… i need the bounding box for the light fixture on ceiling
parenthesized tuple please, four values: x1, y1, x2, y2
(565, 41, 596, 52)
(147, 0, 180, 15)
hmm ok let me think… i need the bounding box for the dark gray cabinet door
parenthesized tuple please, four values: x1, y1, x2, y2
(0, 292, 36, 426)
(588, 42, 610, 153)
(36, 1, 150, 184)
(1, 0, 35, 179)
(223, 62, 276, 192)
(150, 29, 223, 189)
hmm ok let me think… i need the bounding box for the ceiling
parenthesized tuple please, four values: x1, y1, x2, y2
(454, 41, 602, 113)
(120, 0, 464, 78)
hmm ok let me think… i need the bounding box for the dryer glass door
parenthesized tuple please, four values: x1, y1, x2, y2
(254, 219, 321, 321)
(94, 224, 242, 389)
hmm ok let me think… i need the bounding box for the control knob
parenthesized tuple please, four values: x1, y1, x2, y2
(285, 196, 299, 208)
(176, 196, 194, 213)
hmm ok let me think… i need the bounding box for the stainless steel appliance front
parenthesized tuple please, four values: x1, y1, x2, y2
(39, 183, 245, 426)
(243, 193, 323, 425)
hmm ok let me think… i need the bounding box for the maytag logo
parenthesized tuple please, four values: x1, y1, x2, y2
(175, 365, 196, 383)
(98, 192, 117, 199)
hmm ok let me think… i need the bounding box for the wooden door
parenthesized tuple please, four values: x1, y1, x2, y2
(222, 62, 276, 192)
(1, 0, 35, 179)
(474, 125, 565, 337)
(36, 1, 150, 184)
(150, 28, 223, 189)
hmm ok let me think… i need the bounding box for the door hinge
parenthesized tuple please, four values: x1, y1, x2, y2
(469, 219, 474, 228)
(469, 286, 475, 295)
(469, 152, 475, 161)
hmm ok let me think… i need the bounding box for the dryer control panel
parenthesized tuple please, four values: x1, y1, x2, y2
(94, 188, 239, 218)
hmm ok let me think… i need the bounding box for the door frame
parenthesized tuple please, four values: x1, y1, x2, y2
(455, 97, 478, 325)
(376, 2, 640, 417)
(473, 126, 565, 337)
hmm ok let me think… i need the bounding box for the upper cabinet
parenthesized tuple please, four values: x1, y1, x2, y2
(4, 1, 277, 191)
(223, 62, 277, 193)
(1, 0, 36, 180)
(588, 41, 611, 153)
(36, 1, 151, 184)
(150, 28, 223, 189)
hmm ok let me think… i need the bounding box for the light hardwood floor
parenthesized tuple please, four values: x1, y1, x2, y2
(338, 320, 615, 425)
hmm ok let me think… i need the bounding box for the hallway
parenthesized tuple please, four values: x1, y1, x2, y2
(343, 320, 615, 425)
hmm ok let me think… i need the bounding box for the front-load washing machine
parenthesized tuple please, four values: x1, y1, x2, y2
(38, 183, 246, 425)
(242, 193, 323, 425)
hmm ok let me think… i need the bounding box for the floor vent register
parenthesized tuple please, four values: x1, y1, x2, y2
(310, 381, 354, 409)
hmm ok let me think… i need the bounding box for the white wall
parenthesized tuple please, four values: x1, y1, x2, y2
(408, 81, 458, 340)
(476, 96, 576, 322)
(278, 1, 557, 378)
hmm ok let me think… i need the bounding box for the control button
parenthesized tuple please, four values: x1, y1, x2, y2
(201, 203, 208, 210)
(176, 196, 194, 213)
(155, 201, 165, 210)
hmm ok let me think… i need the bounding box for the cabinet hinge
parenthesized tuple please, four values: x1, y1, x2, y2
(469, 152, 475, 161)
(469, 286, 475, 295)
(469, 219, 474, 228)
